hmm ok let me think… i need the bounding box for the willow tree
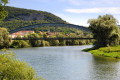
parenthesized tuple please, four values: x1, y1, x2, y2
(88, 14, 120, 48)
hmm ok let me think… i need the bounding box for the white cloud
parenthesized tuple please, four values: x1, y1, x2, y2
(65, 7, 120, 14)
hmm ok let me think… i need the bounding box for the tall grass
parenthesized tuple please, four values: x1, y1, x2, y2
(82, 45, 120, 59)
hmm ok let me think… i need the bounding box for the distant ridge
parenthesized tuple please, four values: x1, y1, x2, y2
(1, 6, 89, 32)
(3, 6, 66, 23)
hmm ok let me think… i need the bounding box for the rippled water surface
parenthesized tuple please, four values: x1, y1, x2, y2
(6, 45, 120, 80)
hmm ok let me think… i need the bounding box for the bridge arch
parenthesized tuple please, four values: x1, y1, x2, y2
(9, 23, 88, 34)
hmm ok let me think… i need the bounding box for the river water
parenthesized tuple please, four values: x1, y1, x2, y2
(6, 45, 120, 80)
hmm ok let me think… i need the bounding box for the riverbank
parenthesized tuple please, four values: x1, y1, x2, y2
(83, 45, 120, 59)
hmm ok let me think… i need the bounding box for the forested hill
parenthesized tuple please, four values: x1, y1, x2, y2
(3, 6, 66, 23)
(1, 6, 88, 32)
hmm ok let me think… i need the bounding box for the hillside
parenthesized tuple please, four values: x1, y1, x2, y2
(0, 6, 88, 33)
(3, 6, 66, 23)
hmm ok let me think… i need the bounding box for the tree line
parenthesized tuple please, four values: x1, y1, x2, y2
(0, 27, 93, 48)
(10, 32, 93, 48)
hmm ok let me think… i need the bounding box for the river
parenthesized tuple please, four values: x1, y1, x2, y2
(5, 45, 120, 80)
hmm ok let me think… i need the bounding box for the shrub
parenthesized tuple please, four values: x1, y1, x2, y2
(41, 40, 50, 46)
(66, 40, 73, 45)
(44, 41, 50, 46)
(73, 40, 79, 45)
(0, 53, 44, 80)
(49, 40, 59, 46)
(59, 40, 66, 46)
(10, 40, 30, 48)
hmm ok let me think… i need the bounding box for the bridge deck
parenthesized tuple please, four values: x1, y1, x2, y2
(12, 37, 94, 40)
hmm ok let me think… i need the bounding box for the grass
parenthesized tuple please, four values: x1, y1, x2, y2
(82, 45, 120, 59)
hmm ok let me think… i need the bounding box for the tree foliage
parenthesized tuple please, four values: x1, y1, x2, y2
(88, 14, 120, 48)
(27, 33, 42, 47)
(10, 40, 30, 48)
(9, 32, 94, 48)
(0, 53, 44, 80)
(1, 0, 9, 5)
(0, 0, 8, 21)
(0, 27, 10, 49)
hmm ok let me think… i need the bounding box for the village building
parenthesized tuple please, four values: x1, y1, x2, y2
(10, 30, 58, 38)
(10, 30, 34, 38)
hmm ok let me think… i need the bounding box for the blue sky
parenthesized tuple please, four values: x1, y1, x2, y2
(8, 0, 120, 26)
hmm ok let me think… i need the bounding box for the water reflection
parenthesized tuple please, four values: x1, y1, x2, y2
(89, 56, 120, 80)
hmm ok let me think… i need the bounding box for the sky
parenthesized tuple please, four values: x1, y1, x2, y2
(7, 0, 120, 26)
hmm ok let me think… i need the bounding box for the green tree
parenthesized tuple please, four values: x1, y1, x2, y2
(73, 40, 79, 45)
(0, 0, 8, 21)
(43, 40, 50, 46)
(0, 28, 11, 49)
(27, 33, 41, 47)
(49, 40, 59, 46)
(66, 40, 73, 45)
(88, 14, 120, 48)
(0, 53, 44, 80)
(10, 40, 30, 48)
(59, 40, 66, 46)
(1, 0, 9, 5)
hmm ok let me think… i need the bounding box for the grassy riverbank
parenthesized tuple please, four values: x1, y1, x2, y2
(83, 45, 120, 59)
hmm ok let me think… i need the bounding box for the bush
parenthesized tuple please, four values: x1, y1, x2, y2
(79, 40, 86, 45)
(73, 40, 79, 45)
(10, 40, 30, 48)
(44, 41, 50, 46)
(0, 53, 44, 80)
(27, 33, 42, 47)
(41, 40, 50, 46)
(49, 40, 59, 46)
(59, 40, 66, 46)
(66, 40, 73, 45)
